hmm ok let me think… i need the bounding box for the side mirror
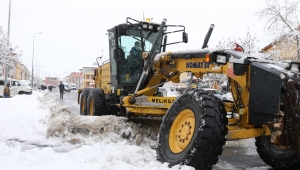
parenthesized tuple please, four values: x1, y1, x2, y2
(183, 32, 188, 43)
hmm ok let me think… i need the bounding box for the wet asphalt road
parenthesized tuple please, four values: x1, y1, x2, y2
(52, 88, 271, 170)
(51, 88, 80, 115)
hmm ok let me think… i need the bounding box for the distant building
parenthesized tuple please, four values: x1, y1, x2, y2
(0, 60, 30, 80)
(66, 71, 82, 88)
(14, 61, 30, 80)
(81, 65, 98, 88)
(261, 27, 300, 60)
(45, 76, 60, 86)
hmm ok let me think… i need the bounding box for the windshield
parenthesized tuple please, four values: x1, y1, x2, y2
(19, 80, 30, 86)
(118, 29, 161, 84)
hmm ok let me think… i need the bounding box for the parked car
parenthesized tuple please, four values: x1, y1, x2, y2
(201, 88, 223, 99)
(19, 80, 31, 87)
(0, 77, 32, 96)
(221, 92, 233, 101)
(201, 88, 233, 101)
(63, 82, 70, 92)
(69, 83, 77, 91)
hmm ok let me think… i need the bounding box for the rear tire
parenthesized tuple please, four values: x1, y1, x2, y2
(87, 88, 106, 116)
(80, 88, 91, 115)
(255, 136, 300, 169)
(157, 91, 228, 170)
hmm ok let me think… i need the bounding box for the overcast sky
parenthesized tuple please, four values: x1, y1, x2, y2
(0, 0, 271, 78)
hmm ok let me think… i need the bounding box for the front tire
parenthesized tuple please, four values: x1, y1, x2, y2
(255, 136, 300, 169)
(157, 91, 228, 170)
(80, 88, 91, 115)
(87, 88, 106, 116)
(18, 91, 25, 95)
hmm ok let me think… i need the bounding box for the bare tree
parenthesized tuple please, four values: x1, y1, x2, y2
(257, 0, 300, 60)
(0, 26, 22, 69)
(216, 28, 259, 54)
(214, 28, 259, 90)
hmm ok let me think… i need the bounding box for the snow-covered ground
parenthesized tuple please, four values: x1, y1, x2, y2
(0, 91, 194, 170)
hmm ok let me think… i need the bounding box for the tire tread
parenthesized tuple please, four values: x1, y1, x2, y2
(157, 90, 228, 170)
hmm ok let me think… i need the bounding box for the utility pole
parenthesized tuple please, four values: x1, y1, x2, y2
(4, 0, 11, 86)
(31, 32, 41, 88)
(35, 53, 41, 87)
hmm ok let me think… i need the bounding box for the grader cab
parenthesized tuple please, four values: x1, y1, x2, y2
(78, 18, 300, 169)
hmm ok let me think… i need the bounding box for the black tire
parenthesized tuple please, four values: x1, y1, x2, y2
(80, 88, 91, 115)
(255, 136, 300, 169)
(87, 88, 106, 116)
(157, 91, 228, 170)
(18, 91, 25, 95)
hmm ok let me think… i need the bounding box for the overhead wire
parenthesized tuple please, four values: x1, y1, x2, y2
(11, 2, 30, 48)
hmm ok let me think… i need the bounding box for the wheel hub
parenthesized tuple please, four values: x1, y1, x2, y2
(169, 109, 195, 153)
(177, 121, 192, 143)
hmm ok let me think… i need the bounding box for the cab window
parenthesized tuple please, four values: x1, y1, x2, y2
(118, 32, 142, 84)
(117, 29, 160, 84)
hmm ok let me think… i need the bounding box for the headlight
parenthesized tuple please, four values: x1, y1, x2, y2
(148, 24, 153, 29)
(143, 24, 148, 28)
(216, 55, 227, 64)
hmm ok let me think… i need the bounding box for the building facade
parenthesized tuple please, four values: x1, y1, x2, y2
(45, 77, 60, 86)
(0, 61, 30, 80)
(66, 71, 83, 89)
(14, 61, 30, 80)
(80, 65, 97, 88)
(261, 29, 300, 60)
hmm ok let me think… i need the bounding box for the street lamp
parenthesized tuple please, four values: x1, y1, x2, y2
(31, 32, 42, 88)
(4, 0, 11, 86)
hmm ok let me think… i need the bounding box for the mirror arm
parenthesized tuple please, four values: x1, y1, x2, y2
(165, 41, 183, 46)
(164, 29, 185, 35)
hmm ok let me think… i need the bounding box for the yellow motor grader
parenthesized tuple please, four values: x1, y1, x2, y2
(78, 17, 300, 169)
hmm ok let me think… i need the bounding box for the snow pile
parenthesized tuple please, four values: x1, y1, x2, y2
(0, 91, 195, 170)
(37, 90, 60, 109)
(0, 92, 48, 142)
(45, 92, 158, 147)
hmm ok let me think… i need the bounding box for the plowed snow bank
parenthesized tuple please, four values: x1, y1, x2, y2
(45, 92, 157, 147)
